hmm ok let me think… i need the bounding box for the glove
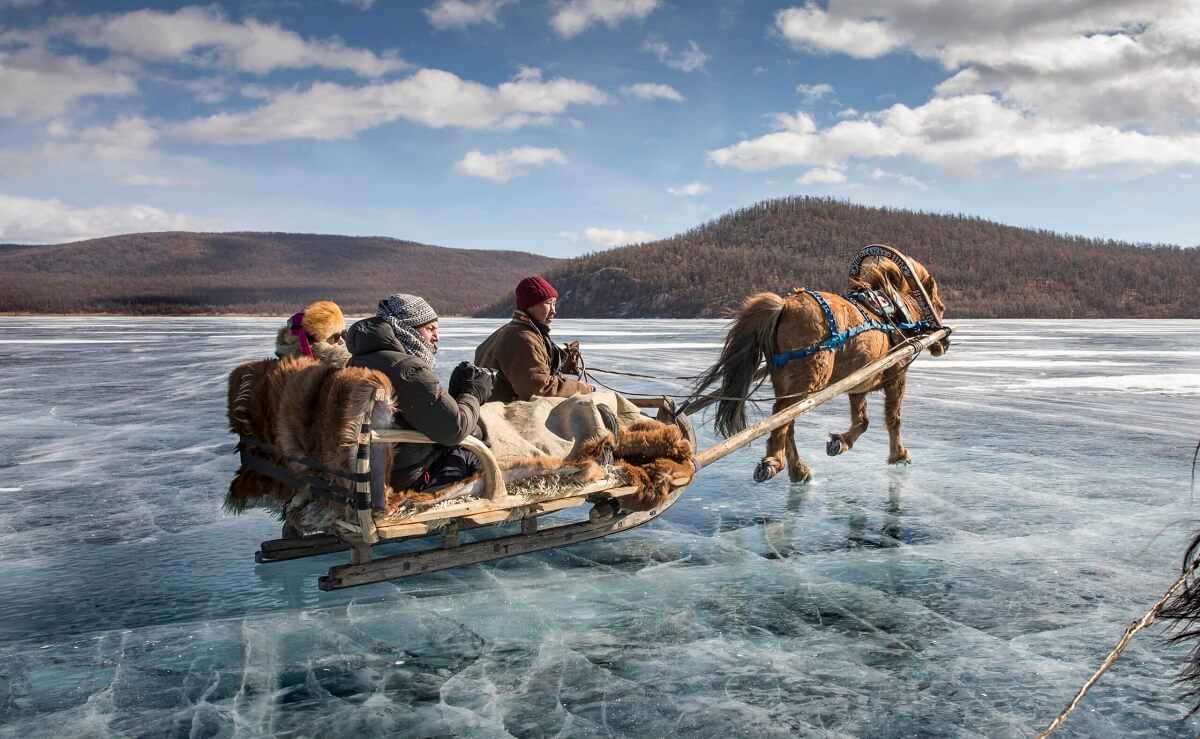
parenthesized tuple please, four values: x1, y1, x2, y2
(449, 361, 495, 405)
(560, 340, 584, 375)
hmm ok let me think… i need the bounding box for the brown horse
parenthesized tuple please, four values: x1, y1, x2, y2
(692, 248, 948, 483)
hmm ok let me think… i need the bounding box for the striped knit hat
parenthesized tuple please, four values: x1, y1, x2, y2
(378, 293, 437, 328)
(376, 293, 438, 367)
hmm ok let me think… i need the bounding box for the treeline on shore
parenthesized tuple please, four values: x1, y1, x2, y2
(480, 197, 1199, 319)
(0, 231, 557, 316)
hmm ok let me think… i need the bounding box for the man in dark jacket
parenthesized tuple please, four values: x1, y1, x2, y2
(475, 275, 594, 403)
(347, 293, 493, 492)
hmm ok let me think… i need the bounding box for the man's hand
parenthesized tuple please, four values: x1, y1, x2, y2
(449, 361, 496, 405)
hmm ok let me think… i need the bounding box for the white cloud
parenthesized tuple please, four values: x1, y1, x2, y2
(796, 167, 846, 185)
(775, 4, 902, 59)
(708, 95, 1200, 174)
(337, 0, 376, 9)
(795, 82, 833, 103)
(55, 6, 406, 77)
(454, 147, 567, 182)
(643, 38, 708, 72)
(869, 167, 928, 190)
(45, 117, 160, 161)
(558, 230, 579, 241)
(0, 48, 136, 119)
(551, 0, 660, 38)
(0, 194, 198, 243)
(425, 0, 513, 29)
(582, 226, 655, 246)
(175, 67, 609, 144)
(620, 82, 684, 102)
(119, 173, 197, 187)
(836, 107, 859, 118)
(184, 77, 231, 104)
(721, 3, 1200, 177)
(774, 1, 1200, 132)
(667, 182, 710, 196)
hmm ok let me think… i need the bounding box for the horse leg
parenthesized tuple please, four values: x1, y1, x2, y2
(784, 418, 811, 482)
(884, 374, 911, 465)
(754, 399, 812, 483)
(754, 418, 788, 482)
(827, 392, 868, 456)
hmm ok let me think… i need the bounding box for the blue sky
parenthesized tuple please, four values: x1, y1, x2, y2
(1, 0, 1198, 253)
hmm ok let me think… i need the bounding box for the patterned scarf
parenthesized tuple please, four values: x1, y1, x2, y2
(377, 296, 438, 367)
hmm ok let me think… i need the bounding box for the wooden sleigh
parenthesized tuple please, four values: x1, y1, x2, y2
(237, 328, 951, 591)
(243, 395, 697, 590)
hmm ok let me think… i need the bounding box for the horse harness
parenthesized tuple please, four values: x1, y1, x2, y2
(770, 289, 934, 369)
(771, 244, 943, 370)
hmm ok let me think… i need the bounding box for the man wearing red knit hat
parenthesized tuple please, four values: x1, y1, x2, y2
(474, 275, 594, 402)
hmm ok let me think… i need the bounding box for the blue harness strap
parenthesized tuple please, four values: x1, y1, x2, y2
(772, 289, 931, 369)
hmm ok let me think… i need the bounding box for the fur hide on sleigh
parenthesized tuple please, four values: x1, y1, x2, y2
(225, 362, 695, 531)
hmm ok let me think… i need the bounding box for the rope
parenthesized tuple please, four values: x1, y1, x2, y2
(588, 366, 703, 381)
(1035, 555, 1200, 738)
(577, 332, 930, 408)
(1191, 437, 1199, 501)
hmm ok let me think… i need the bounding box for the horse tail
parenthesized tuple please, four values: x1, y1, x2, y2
(692, 292, 785, 437)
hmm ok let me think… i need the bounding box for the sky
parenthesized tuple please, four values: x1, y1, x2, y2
(1, 0, 1198, 254)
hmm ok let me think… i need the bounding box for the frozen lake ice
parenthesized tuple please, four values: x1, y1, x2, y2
(1, 316, 1199, 737)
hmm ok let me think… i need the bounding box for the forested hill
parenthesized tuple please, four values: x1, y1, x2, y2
(480, 197, 1200, 319)
(0, 232, 558, 315)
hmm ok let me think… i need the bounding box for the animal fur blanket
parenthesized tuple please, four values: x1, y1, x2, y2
(225, 360, 695, 533)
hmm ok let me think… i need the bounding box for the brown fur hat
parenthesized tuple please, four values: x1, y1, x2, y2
(299, 300, 345, 343)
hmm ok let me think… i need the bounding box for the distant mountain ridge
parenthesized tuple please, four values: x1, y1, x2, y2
(3, 199, 1197, 319)
(0, 231, 559, 316)
(479, 197, 1200, 319)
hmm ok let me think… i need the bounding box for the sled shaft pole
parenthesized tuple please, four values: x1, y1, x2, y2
(694, 327, 951, 470)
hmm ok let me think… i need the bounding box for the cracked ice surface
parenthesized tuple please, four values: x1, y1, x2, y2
(1, 317, 1199, 738)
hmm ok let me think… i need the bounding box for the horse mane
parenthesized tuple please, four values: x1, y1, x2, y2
(848, 257, 945, 318)
(848, 258, 907, 294)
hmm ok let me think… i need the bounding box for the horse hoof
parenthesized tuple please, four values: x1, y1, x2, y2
(753, 462, 777, 483)
(826, 437, 845, 456)
(789, 468, 812, 483)
(888, 454, 912, 466)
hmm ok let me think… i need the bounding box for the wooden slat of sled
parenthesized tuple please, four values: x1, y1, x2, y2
(320, 484, 686, 590)
(376, 477, 623, 529)
(374, 496, 599, 541)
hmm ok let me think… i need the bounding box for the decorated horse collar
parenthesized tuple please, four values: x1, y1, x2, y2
(849, 244, 942, 331)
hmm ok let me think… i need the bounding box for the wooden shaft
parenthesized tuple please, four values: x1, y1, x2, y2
(694, 327, 952, 470)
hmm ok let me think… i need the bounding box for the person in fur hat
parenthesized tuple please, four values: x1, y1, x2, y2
(474, 275, 593, 403)
(346, 293, 495, 492)
(275, 300, 351, 367)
